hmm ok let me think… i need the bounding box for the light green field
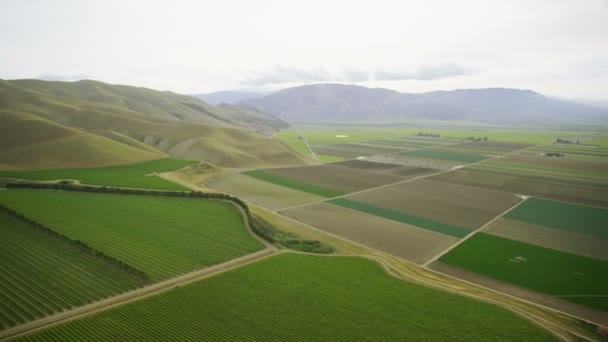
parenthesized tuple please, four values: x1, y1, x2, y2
(505, 198, 608, 239)
(400, 149, 490, 163)
(0, 158, 195, 190)
(328, 198, 471, 238)
(0, 211, 145, 331)
(20, 254, 556, 341)
(243, 170, 345, 197)
(0, 190, 264, 280)
(275, 127, 311, 156)
(440, 233, 608, 311)
(482, 161, 608, 178)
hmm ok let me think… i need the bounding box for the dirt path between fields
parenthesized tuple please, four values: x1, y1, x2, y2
(294, 126, 319, 162)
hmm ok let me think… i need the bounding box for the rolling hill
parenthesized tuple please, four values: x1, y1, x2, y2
(239, 83, 608, 125)
(0, 79, 311, 170)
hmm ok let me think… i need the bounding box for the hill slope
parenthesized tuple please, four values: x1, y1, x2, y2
(0, 79, 309, 170)
(239, 84, 608, 125)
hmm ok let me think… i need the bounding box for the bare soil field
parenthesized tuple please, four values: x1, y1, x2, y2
(430, 261, 608, 324)
(483, 218, 608, 260)
(264, 164, 404, 193)
(346, 179, 520, 230)
(311, 143, 402, 158)
(205, 173, 324, 210)
(364, 154, 463, 170)
(280, 202, 459, 264)
(331, 159, 435, 177)
(430, 168, 608, 207)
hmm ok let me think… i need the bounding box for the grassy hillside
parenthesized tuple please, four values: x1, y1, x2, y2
(0, 79, 310, 169)
(21, 254, 556, 341)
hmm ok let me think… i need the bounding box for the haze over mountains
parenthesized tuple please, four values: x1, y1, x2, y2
(0, 79, 310, 170)
(192, 90, 267, 105)
(236, 84, 608, 125)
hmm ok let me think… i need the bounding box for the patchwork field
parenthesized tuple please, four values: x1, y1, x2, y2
(0, 190, 264, 280)
(280, 203, 459, 263)
(446, 141, 531, 153)
(311, 142, 403, 159)
(260, 164, 405, 194)
(484, 219, 608, 260)
(439, 233, 608, 312)
(400, 148, 491, 163)
(206, 173, 324, 210)
(331, 160, 435, 177)
(0, 211, 145, 331)
(0, 158, 196, 190)
(430, 167, 608, 207)
(345, 179, 521, 231)
(365, 154, 464, 170)
(243, 170, 345, 197)
(20, 254, 556, 341)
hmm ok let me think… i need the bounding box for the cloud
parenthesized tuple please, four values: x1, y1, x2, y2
(240, 64, 475, 86)
(37, 72, 89, 81)
(374, 64, 476, 81)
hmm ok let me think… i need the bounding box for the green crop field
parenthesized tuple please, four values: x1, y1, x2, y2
(400, 149, 489, 163)
(20, 254, 556, 341)
(0, 211, 145, 330)
(440, 233, 608, 311)
(0, 158, 196, 190)
(482, 161, 608, 178)
(243, 170, 344, 197)
(505, 198, 608, 239)
(328, 198, 470, 238)
(275, 127, 312, 156)
(0, 190, 264, 280)
(467, 165, 608, 186)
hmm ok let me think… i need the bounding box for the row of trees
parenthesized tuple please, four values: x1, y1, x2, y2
(416, 132, 441, 138)
(466, 136, 488, 141)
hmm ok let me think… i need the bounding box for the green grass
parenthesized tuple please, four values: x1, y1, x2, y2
(505, 198, 608, 239)
(20, 254, 556, 341)
(0, 211, 145, 331)
(316, 154, 345, 163)
(243, 170, 344, 197)
(440, 233, 608, 311)
(328, 198, 470, 238)
(0, 158, 196, 190)
(275, 127, 311, 156)
(482, 161, 608, 178)
(0, 190, 264, 280)
(400, 149, 489, 163)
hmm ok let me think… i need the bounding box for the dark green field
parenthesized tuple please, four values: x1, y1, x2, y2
(0, 211, 145, 330)
(0, 158, 196, 190)
(400, 149, 489, 163)
(20, 254, 556, 341)
(440, 233, 608, 311)
(0, 190, 264, 280)
(243, 170, 344, 197)
(505, 198, 608, 239)
(328, 198, 470, 238)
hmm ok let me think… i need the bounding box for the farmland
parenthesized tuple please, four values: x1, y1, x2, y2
(206, 173, 324, 210)
(0, 158, 196, 190)
(504, 198, 608, 239)
(0, 190, 264, 280)
(243, 170, 345, 197)
(0, 211, 145, 330)
(19, 254, 556, 341)
(331, 159, 435, 177)
(365, 154, 464, 170)
(439, 233, 608, 312)
(310, 142, 403, 159)
(400, 148, 490, 163)
(259, 163, 405, 193)
(345, 179, 521, 230)
(280, 202, 459, 263)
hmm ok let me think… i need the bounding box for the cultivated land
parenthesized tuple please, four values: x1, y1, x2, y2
(446, 141, 532, 153)
(400, 148, 491, 163)
(331, 159, 435, 176)
(243, 170, 344, 197)
(0, 190, 264, 280)
(19, 254, 556, 341)
(430, 167, 608, 207)
(487, 154, 608, 174)
(439, 233, 608, 312)
(261, 163, 405, 193)
(365, 154, 464, 170)
(0, 212, 145, 331)
(205, 173, 325, 210)
(345, 179, 521, 230)
(280, 203, 459, 263)
(504, 198, 608, 239)
(0, 158, 197, 190)
(310, 142, 403, 158)
(484, 218, 608, 260)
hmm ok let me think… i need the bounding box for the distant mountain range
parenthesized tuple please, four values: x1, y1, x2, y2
(0, 79, 310, 170)
(192, 90, 267, 105)
(237, 84, 608, 125)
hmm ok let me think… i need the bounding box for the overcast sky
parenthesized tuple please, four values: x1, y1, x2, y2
(1, 0, 607, 99)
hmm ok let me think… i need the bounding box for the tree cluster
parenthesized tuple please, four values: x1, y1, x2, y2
(466, 136, 488, 141)
(416, 132, 440, 138)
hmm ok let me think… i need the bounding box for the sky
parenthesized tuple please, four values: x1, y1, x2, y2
(1, 0, 607, 100)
